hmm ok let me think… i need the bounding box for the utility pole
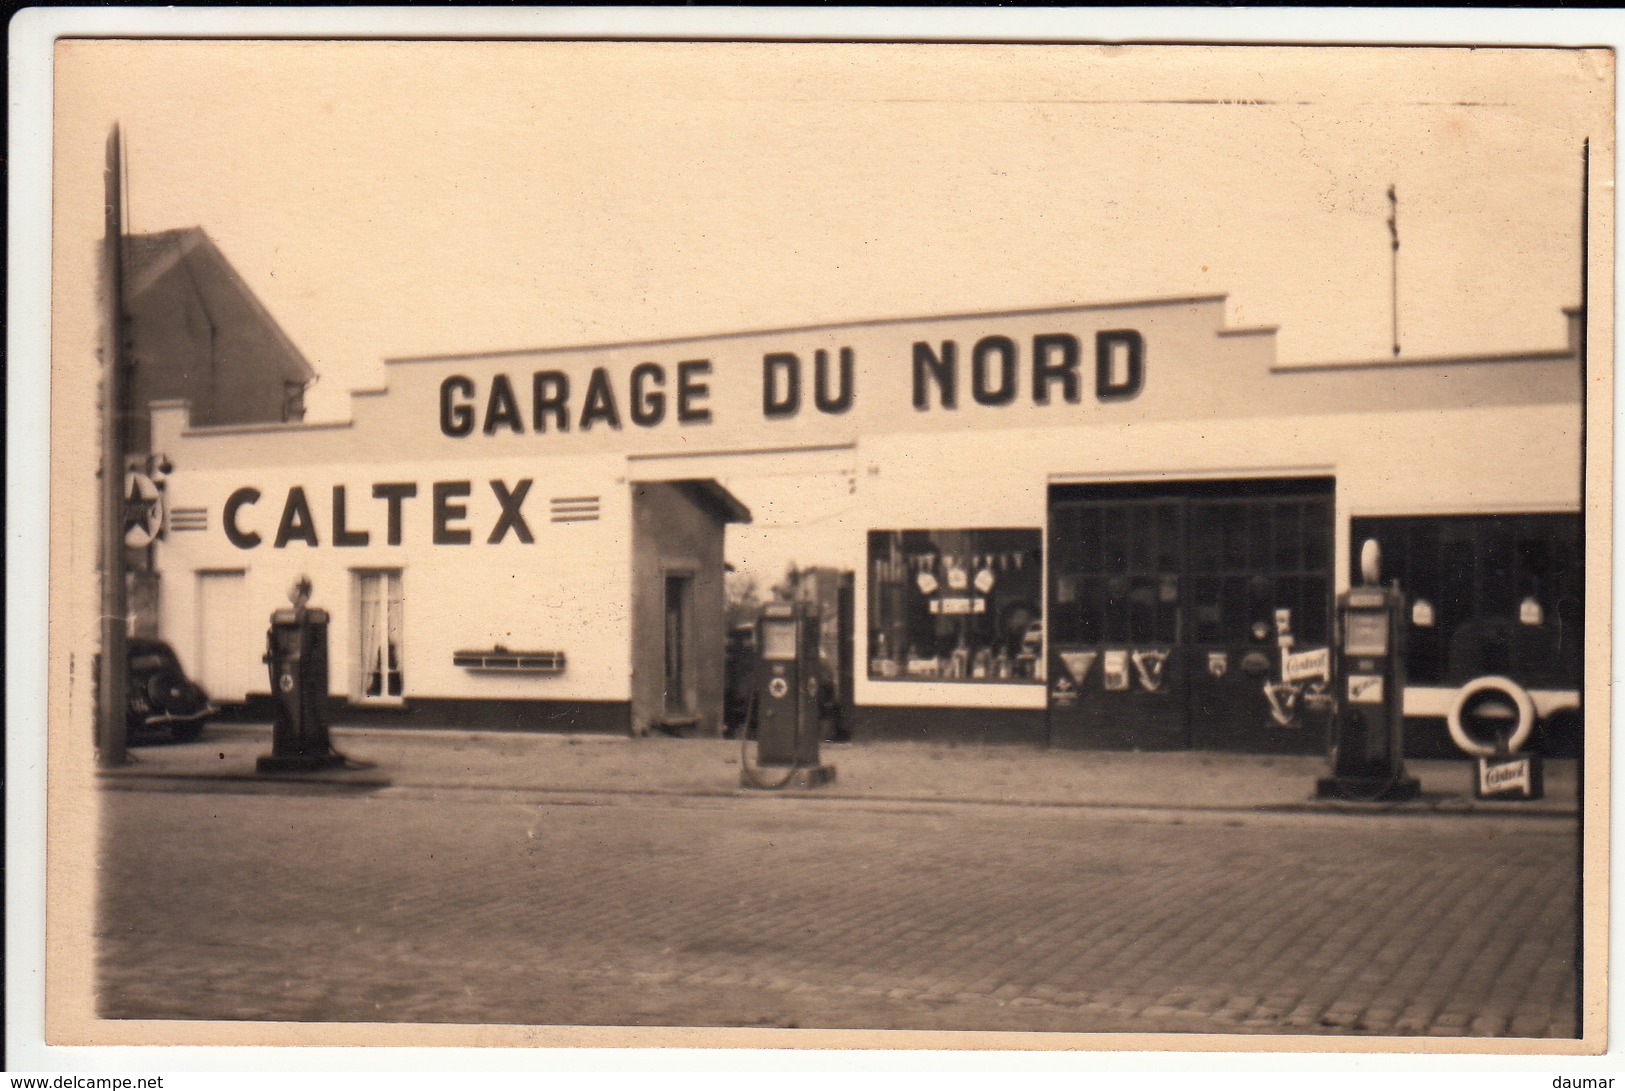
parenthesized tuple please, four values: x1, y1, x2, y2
(1580, 139, 1589, 383)
(98, 125, 129, 768)
(1387, 185, 1400, 358)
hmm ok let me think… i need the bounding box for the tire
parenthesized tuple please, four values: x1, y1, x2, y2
(147, 669, 208, 719)
(1446, 676, 1535, 757)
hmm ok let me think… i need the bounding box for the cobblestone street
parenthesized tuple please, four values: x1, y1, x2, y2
(95, 781, 1580, 1039)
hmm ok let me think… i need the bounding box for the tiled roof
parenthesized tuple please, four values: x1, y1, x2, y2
(120, 226, 315, 384)
(121, 227, 203, 284)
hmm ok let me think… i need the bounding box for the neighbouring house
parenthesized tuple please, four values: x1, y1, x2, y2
(122, 227, 316, 638)
(122, 227, 314, 454)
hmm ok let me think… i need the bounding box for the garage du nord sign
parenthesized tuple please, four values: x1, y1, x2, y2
(213, 326, 1145, 552)
(433, 329, 1145, 438)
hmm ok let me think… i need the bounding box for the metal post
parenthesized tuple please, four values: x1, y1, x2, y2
(97, 125, 129, 768)
(1387, 185, 1400, 358)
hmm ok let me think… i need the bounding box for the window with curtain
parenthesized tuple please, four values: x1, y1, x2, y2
(355, 569, 403, 700)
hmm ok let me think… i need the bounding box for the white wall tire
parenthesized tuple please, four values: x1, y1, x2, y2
(1446, 676, 1535, 757)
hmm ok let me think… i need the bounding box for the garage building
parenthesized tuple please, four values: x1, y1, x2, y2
(146, 292, 1584, 755)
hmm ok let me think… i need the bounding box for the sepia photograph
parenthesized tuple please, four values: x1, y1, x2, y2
(22, 16, 1613, 1063)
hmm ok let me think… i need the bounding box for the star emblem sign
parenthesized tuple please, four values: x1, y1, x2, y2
(123, 471, 163, 548)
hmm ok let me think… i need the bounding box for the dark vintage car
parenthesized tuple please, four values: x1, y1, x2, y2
(126, 639, 213, 742)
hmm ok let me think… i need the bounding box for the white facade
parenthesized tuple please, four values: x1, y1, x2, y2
(148, 293, 1583, 747)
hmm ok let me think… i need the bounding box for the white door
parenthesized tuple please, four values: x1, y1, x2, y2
(354, 570, 404, 702)
(194, 570, 257, 702)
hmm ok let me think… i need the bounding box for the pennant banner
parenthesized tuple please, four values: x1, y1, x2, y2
(1132, 648, 1169, 693)
(1058, 650, 1098, 684)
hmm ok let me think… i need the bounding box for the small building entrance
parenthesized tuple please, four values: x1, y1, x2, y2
(663, 573, 694, 719)
(1046, 476, 1334, 752)
(628, 478, 751, 737)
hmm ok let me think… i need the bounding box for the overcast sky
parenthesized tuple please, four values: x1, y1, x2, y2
(51, 40, 1608, 576)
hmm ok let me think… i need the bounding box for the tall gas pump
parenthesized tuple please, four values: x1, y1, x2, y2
(741, 601, 837, 790)
(257, 578, 349, 773)
(1315, 540, 1422, 802)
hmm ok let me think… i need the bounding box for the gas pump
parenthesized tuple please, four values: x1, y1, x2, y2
(740, 601, 836, 790)
(257, 578, 348, 773)
(1315, 541, 1422, 802)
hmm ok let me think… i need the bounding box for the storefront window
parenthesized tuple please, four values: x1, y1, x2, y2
(1350, 513, 1581, 688)
(867, 528, 1043, 683)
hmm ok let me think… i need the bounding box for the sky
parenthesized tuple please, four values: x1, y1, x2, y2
(50, 39, 1609, 579)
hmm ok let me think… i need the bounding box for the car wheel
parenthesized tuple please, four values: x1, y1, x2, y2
(148, 669, 207, 716)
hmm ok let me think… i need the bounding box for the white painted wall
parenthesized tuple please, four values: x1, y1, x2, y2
(157, 450, 632, 703)
(148, 296, 1580, 713)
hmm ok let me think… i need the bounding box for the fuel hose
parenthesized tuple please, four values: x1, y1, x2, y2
(1322, 709, 1409, 804)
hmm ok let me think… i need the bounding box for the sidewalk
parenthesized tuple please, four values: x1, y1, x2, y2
(100, 722, 1580, 817)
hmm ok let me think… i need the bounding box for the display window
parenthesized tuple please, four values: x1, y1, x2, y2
(867, 528, 1043, 683)
(1349, 513, 1582, 689)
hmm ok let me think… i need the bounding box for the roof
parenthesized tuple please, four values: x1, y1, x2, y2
(122, 228, 198, 288)
(122, 227, 316, 383)
(669, 479, 752, 526)
(1271, 347, 1575, 375)
(383, 293, 1237, 366)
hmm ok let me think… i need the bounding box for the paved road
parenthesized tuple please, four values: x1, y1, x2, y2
(97, 786, 1580, 1037)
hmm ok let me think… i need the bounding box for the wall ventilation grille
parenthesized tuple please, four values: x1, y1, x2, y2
(550, 496, 600, 523)
(169, 507, 208, 532)
(453, 648, 566, 673)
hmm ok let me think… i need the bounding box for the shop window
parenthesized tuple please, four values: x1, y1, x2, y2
(354, 569, 404, 701)
(1350, 513, 1582, 689)
(868, 528, 1043, 683)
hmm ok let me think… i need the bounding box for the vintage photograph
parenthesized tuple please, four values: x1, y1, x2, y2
(40, 34, 1609, 1052)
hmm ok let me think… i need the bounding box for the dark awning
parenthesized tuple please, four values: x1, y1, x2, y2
(668, 479, 752, 525)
